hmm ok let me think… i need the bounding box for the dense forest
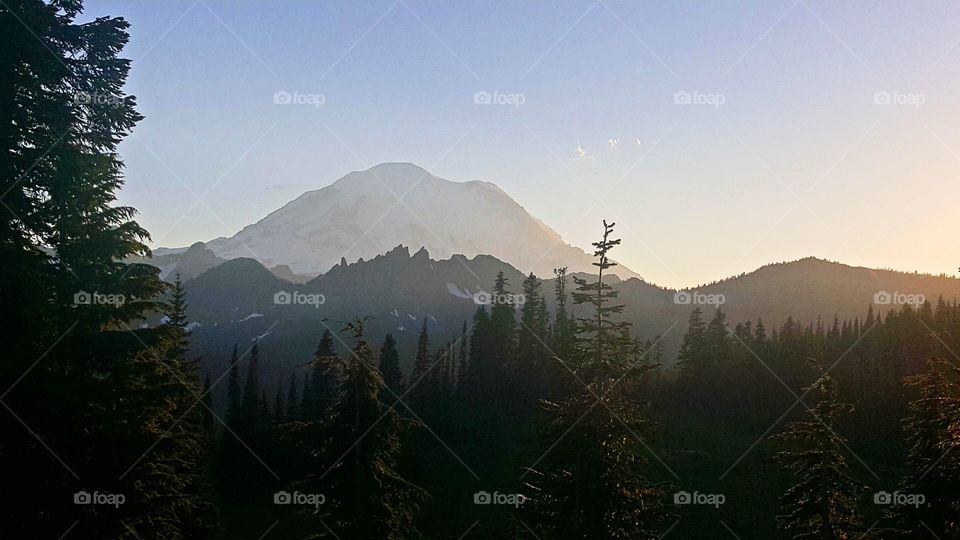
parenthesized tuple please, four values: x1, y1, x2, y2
(3, 1, 960, 538)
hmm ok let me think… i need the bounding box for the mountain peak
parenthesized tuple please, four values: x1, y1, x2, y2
(367, 162, 430, 175)
(198, 165, 642, 279)
(336, 162, 436, 191)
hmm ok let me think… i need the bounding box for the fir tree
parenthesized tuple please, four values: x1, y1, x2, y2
(464, 306, 492, 396)
(772, 372, 864, 539)
(0, 2, 209, 533)
(304, 319, 427, 538)
(488, 271, 518, 391)
(525, 221, 668, 538)
(410, 318, 432, 403)
(886, 358, 960, 537)
(307, 329, 339, 419)
(517, 272, 548, 398)
(677, 308, 707, 382)
(379, 333, 404, 397)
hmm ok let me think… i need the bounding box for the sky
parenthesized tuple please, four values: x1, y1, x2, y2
(81, 0, 960, 289)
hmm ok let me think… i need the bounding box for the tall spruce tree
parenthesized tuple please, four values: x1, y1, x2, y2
(302, 319, 427, 538)
(306, 329, 339, 420)
(772, 373, 864, 539)
(524, 221, 668, 539)
(488, 271, 518, 393)
(379, 333, 404, 397)
(410, 318, 432, 404)
(517, 272, 548, 399)
(886, 357, 960, 537)
(0, 2, 213, 536)
(464, 306, 491, 396)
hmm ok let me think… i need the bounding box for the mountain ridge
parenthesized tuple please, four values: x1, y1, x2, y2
(177, 247, 960, 391)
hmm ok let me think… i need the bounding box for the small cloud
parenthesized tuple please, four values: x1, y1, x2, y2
(635, 137, 642, 146)
(572, 144, 594, 161)
(607, 138, 619, 148)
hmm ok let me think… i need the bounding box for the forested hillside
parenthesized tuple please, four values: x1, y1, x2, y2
(4, 1, 960, 538)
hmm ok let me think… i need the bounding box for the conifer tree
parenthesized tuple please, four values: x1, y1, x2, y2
(410, 318, 432, 404)
(0, 3, 205, 533)
(677, 308, 706, 381)
(488, 271, 518, 390)
(308, 329, 339, 419)
(553, 268, 570, 350)
(379, 333, 404, 396)
(240, 342, 262, 429)
(525, 221, 668, 538)
(464, 306, 492, 396)
(886, 357, 960, 537)
(302, 319, 427, 538)
(772, 373, 864, 539)
(517, 272, 548, 398)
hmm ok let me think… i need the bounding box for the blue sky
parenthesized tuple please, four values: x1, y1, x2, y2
(83, 0, 960, 288)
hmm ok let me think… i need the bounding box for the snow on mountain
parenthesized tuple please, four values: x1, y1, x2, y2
(166, 163, 640, 279)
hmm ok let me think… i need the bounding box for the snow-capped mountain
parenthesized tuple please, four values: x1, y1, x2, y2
(160, 163, 640, 279)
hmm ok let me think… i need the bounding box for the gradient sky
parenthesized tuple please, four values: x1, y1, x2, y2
(81, 0, 960, 289)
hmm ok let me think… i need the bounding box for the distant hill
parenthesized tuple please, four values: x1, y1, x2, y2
(178, 248, 960, 395)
